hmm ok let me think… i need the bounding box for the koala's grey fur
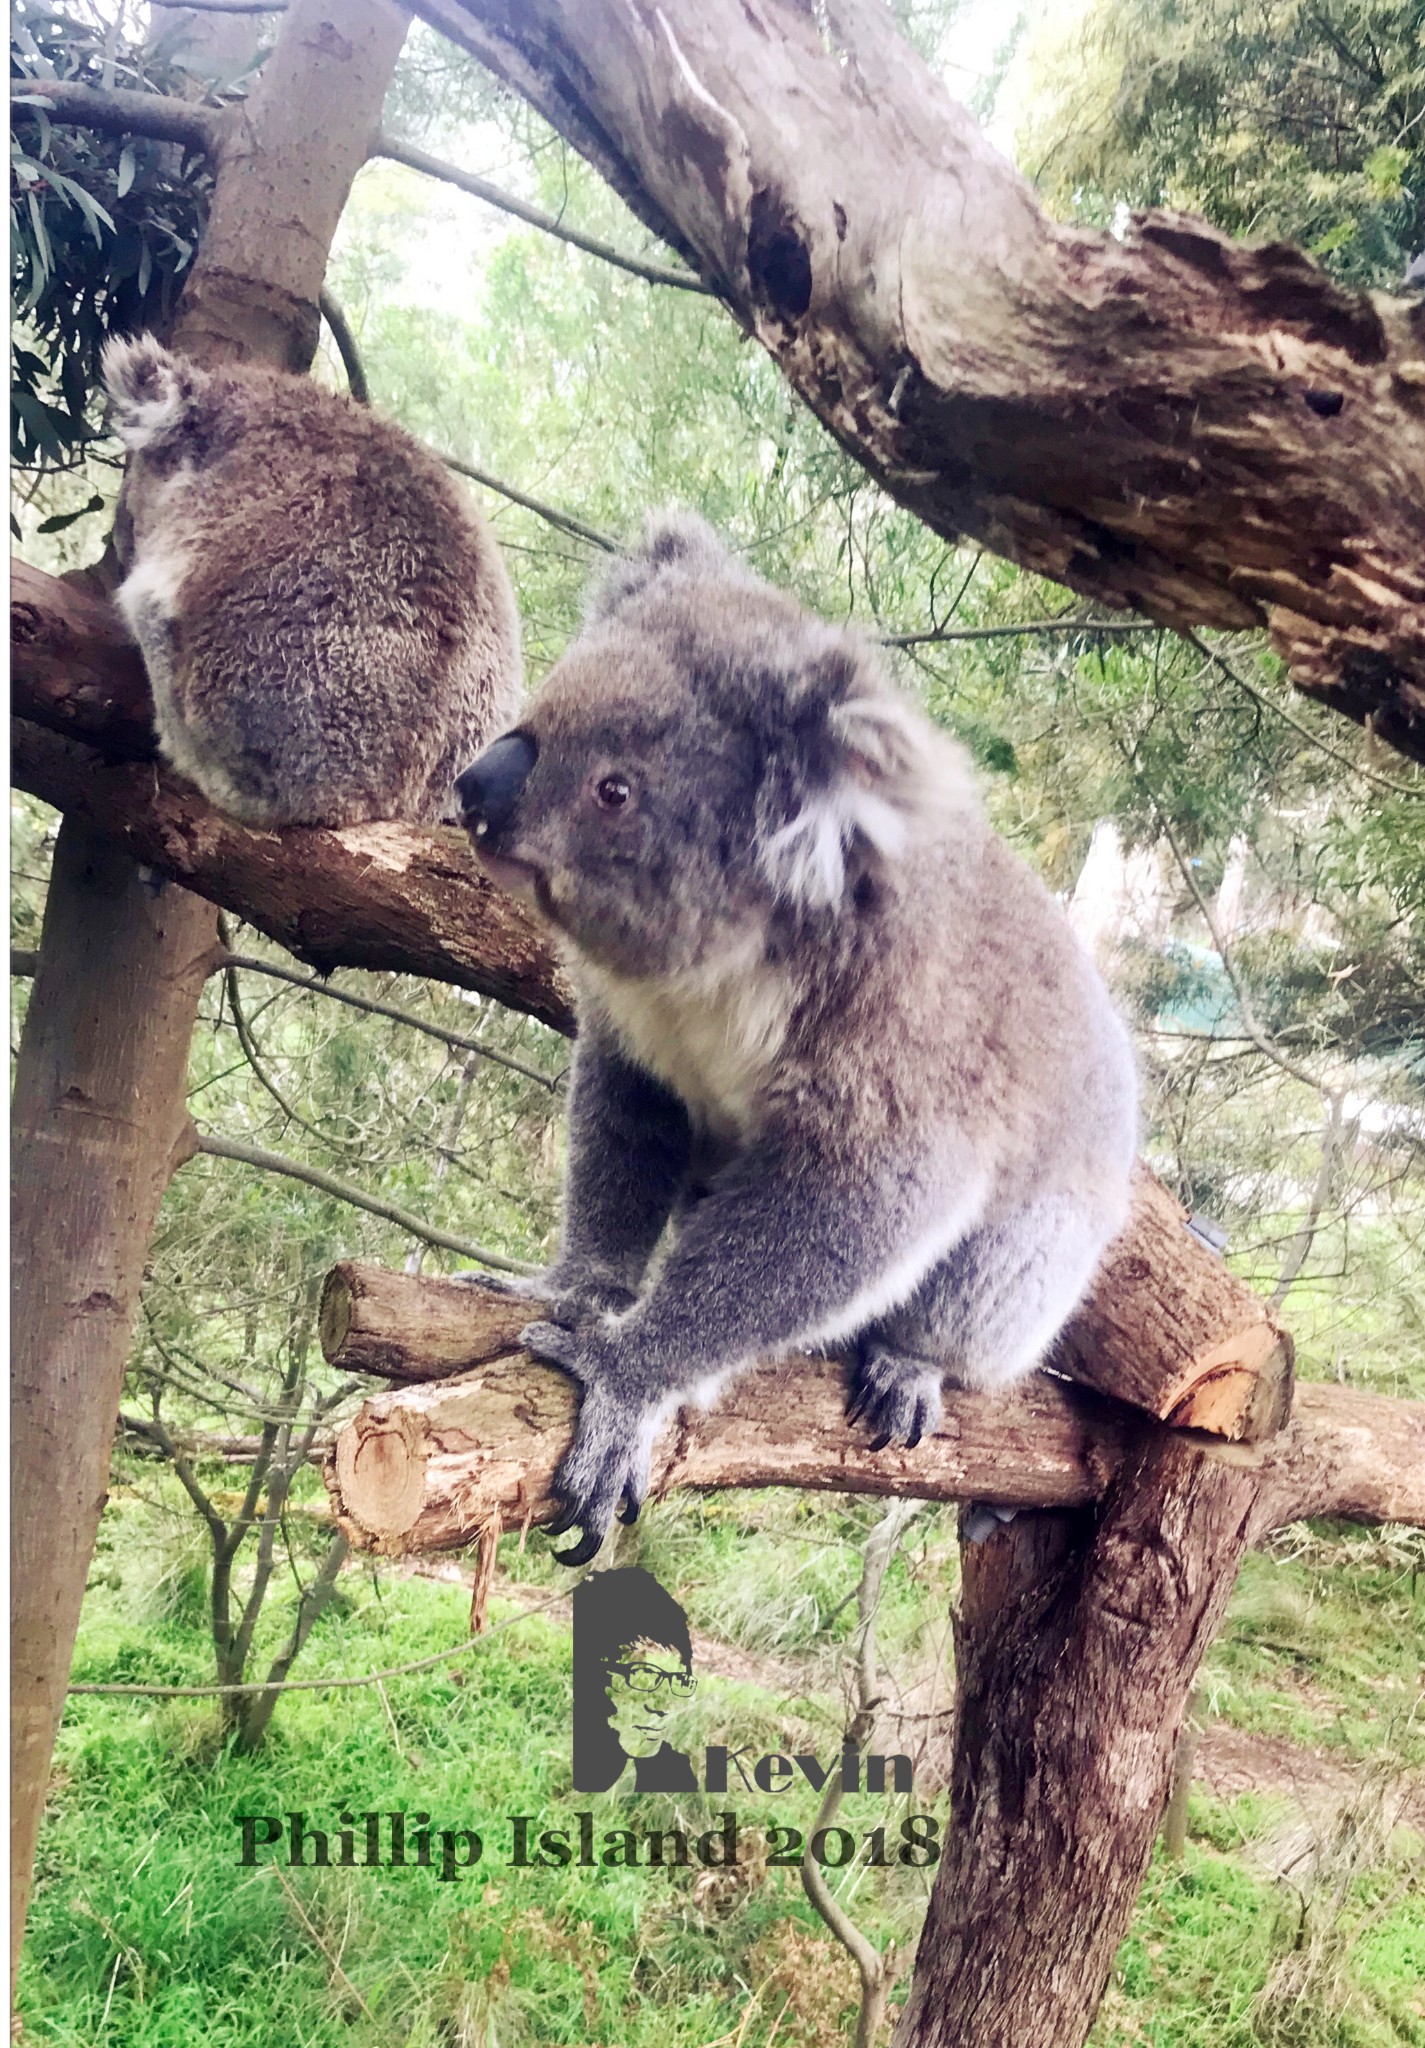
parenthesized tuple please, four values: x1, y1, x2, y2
(457, 513, 1138, 1564)
(102, 334, 522, 827)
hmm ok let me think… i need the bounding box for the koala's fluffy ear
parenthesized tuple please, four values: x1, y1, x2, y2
(585, 509, 738, 624)
(102, 334, 207, 453)
(760, 653, 976, 911)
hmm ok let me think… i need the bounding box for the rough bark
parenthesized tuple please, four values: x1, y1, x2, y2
(321, 1276, 1421, 1552)
(9, 0, 412, 1972)
(323, 1174, 1292, 1435)
(412, 0, 1425, 759)
(891, 1436, 1262, 2048)
(12, 720, 573, 1031)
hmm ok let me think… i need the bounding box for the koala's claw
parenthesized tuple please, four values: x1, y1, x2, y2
(553, 1528, 605, 1568)
(847, 1345, 943, 1451)
(521, 1319, 584, 1375)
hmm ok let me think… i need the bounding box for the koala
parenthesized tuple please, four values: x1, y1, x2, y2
(456, 514, 1138, 1565)
(101, 333, 522, 827)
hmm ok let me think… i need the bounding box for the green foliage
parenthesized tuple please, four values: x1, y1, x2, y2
(10, 2, 218, 471)
(1019, 0, 1425, 289)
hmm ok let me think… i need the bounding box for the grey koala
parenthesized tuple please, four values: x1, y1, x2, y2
(101, 334, 523, 827)
(456, 514, 1137, 1565)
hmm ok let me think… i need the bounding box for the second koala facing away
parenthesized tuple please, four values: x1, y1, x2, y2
(102, 335, 523, 828)
(457, 514, 1138, 1564)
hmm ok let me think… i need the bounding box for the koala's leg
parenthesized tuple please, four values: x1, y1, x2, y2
(523, 1142, 974, 1561)
(480, 1023, 692, 1325)
(851, 1191, 1112, 1445)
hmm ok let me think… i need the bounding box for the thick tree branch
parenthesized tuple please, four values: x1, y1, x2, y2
(11, 77, 224, 152)
(13, 719, 575, 1032)
(411, 0, 1425, 760)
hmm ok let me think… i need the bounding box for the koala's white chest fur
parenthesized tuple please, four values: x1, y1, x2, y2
(582, 952, 792, 1145)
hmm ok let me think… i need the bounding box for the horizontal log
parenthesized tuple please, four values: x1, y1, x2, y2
(323, 1167, 1294, 1446)
(322, 1281, 1420, 1552)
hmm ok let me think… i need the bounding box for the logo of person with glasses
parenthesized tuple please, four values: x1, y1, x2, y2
(571, 1567, 699, 1793)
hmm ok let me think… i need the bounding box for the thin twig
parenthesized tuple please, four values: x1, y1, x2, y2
(1181, 630, 1425, 798)
(883, 615, 1157, 648)
(318, 287, 369, 404)
(440, 451, 617, 551)
(217, 950, 558, 1088)
(192, 1129, 538, 1272)
(375, 134, 710, 294)
(801, 1500, 920, 2048)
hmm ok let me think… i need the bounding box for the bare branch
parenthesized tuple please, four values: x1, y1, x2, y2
(318, 287, 370, 404)
(218, 949, 559, 1088)
(191, 1128, 537, 1273)
(439, 453, 617, 551)
(375, 134, 711, 295)
(10, 77, 222, 151)
(883, 617, 1158, 648)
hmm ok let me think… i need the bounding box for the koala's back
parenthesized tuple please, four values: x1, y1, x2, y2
(791, 819, 1137, 1215)
(107, 339, 522, 827)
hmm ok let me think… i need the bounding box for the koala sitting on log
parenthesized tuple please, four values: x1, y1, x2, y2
(456, 514, 1138, 1565)
(102, 334, 522, 827)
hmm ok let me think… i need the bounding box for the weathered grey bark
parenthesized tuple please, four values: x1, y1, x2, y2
(9, 0, 412, 1971)
(320, 1274, 1424, 1552)
(891, 1436, 1263, 2048)
(411, 0, 1425, 759)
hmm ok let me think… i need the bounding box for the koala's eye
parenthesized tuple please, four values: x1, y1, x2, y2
(594, 775, 631, 812)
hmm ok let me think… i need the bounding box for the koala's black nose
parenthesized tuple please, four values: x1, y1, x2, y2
(456, 732, 538, 837)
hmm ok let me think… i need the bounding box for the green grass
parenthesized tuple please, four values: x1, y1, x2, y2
(21, 1491, 1425, 2047)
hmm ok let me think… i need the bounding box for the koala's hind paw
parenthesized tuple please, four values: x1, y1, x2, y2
(521, 1322, 653, 1566)
(846, 1344, 944, 1451)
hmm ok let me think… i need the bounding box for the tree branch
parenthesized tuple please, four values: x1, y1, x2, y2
(439, 453, 616, 550)
(409, 0, 1425, 760)
(191, 1129, 537, 1273)
(318, 287, 370, 403)
(374, 134, 711, 294)
(11, 77, 223, 152)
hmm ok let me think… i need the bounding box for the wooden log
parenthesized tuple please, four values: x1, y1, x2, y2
(323, 1176, 1293, 1448)
(326, 1348, 1134, 1553)
(1054, 1163, 1294, 1440)
(12, 719, 576, 1034)
(322, 1279, 1421, 1552)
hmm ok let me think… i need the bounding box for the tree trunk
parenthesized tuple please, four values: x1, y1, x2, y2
(9, 0, 412, 1972)
(890, 1436, 1263, 2048)
(10, 824, 216, 1967)
(413, 0, 1425, 758)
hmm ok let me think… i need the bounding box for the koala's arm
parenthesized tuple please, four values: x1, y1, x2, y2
(497, 1019, 692, 1321)
(526, 1130, 975, 1560)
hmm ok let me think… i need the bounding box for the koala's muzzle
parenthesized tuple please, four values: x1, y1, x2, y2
(456, 732, 538, 839)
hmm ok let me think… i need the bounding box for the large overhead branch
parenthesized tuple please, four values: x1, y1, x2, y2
(409, 0, 1425, 761)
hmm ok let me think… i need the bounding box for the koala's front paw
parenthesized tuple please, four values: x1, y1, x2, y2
(522, 1320, 656, 1567)
(846, 1343, 944, 1452)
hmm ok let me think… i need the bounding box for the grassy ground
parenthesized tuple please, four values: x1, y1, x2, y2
(19, 1486, 1425, 2048)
